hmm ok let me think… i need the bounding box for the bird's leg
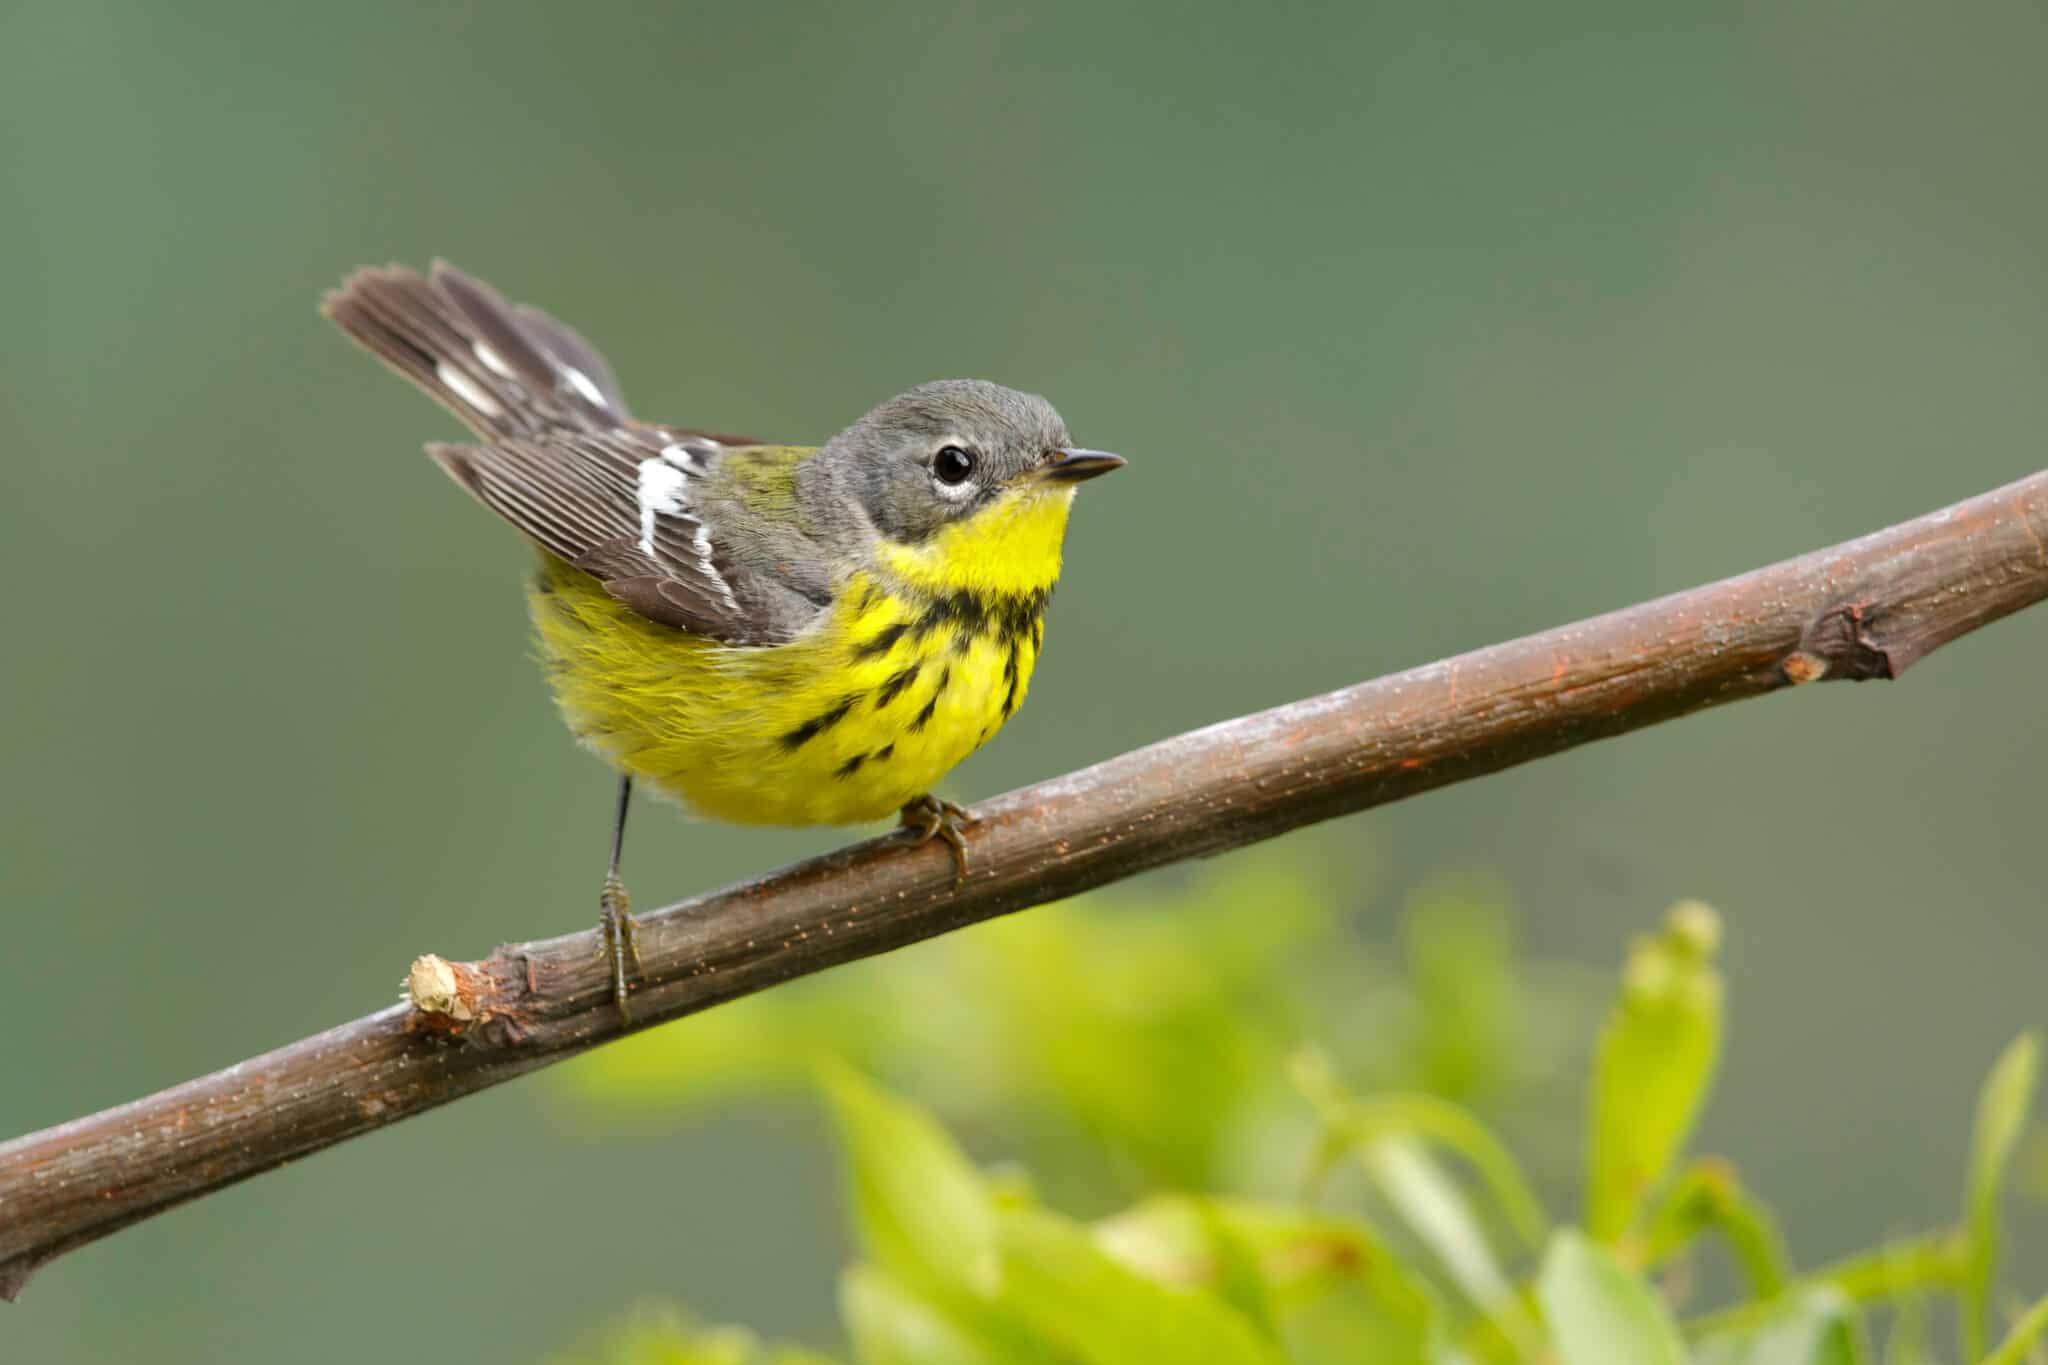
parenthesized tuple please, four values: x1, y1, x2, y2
(595, 774, 642, 1025)
(898, 794, 976, 885)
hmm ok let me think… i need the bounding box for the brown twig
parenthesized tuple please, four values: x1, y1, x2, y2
(4, 471, 2046, 1300)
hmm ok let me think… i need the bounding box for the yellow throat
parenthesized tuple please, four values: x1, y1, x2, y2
(876, 482, 1079, 597)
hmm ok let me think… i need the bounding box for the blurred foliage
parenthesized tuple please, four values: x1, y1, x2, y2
(560, 854, 1603, 1205)
(553, 861, 2048, 1363)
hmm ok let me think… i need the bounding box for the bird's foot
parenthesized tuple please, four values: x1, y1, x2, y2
(898, 795, 976, 886)
(595, 870, 642, 1026)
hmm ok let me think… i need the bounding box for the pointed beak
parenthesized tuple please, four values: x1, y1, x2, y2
(1040, 447, 1128, 483)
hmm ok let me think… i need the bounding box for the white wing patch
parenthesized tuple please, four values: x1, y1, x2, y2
(691, 510, 742, 616)
(635, 454, 689, 555)
(659, 440, 708, 474)
(631, 440, 743, 616)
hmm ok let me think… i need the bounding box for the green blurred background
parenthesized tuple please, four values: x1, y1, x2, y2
(2, 0, 2044, 1359)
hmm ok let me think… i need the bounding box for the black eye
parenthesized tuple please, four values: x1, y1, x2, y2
(934, 445, 977, 485)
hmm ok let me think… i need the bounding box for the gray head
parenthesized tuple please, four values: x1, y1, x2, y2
(820, 379, 1123, 543)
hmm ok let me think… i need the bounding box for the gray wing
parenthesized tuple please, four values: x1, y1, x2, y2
(429, 428, 811, 645)
(325, 261, 810, 645)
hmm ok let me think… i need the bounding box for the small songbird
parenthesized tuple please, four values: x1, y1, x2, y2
(323, 263, 1124, 1020)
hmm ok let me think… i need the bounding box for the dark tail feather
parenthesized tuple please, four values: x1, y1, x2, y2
(322, 262, 628, 439)
(512, 300, 628, 415)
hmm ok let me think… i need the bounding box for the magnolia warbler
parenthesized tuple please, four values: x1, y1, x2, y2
(323, 263, 1124, 1020)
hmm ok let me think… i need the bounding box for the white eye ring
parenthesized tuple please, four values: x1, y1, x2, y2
(931, 443, 979, 497)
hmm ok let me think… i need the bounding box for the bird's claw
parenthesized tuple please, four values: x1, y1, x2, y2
(596, 871, 641, 1026)
(899, 795, 975, 886)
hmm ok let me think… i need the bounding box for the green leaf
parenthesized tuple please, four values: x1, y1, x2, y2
(1366, 1137, 1516, 1311)
(1882, 1292, 1931, 1365)
(1093, 1195, 1446, 1358)
(1585, 902, 1725, 1243)
(1296, 1079, 1548, 1250)
(994, 1207, 1287, 1365)
(1193, 1203, 1279, 1340)
(819, 1063, 997, 1299)
(1537, 1229, 1688, 1365)
(1210, 1200, 1430, 1313)
(1638, 1159, 1791, 1299)
(1980, 1290, 2048, 1365)
(1293, 1050, 1540, 1349)
(839, 1266, 1013, 1365)
(1962, 1033, 2040, 1361)
(1281, 1287, 1454, 1365)
(1692, 1289, 1862, 1365)
(1813, 1234, 1971, 1306)
(1084, 1195, 1281, 1338)
(1682, 1233, 1968, 1344)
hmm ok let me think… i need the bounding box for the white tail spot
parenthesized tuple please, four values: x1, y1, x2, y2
(560, 365, 607, 409)
(437, 363, 504, 419)
(471, 341, 517, 379)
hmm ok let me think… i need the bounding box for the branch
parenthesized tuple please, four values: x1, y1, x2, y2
(5, 471, 2046, 1299)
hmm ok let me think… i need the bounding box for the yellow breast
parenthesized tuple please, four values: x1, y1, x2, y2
(528, 485, 1075, 827)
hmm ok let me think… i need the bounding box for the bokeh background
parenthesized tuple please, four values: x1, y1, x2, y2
(3, 1, 2045, 1359)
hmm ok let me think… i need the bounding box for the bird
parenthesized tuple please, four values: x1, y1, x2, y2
(322, 262, 1124, 1022)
